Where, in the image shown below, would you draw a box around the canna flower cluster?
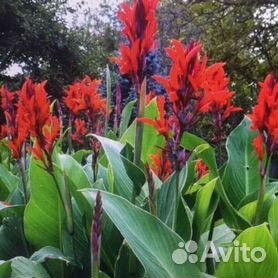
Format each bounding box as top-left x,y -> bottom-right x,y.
250,73 -> 278,162
141,40 -> 241,179
0,87 -> 27,159
0,79 -> 60,168
19,80 -> 60,168
198,63 -> 242,142
113,0 -> 159,87
64,76 -> 107,145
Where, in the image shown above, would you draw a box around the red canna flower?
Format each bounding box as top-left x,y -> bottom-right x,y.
149,150 -> 173,181
250,73 -> 278,161
195,159 -> 209,179
154,40 -> 207,132
17,79 -> 60,167
64,77 -> 106,120
1,86 -> 28,159
138,96 -> 170,138
253,135 -> 265,162
30,116 -> 60,167
198,63 -> 242,118
113,0 -> 159,86
18,79 -> 50,138
0,124 -> 7,141
197,63 -> 242,142
72,119 -> 88,145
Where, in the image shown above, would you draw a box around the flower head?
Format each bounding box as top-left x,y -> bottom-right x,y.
72,119 -> 88,145
138,96 -> 170,138
250,73 -> 278,160
195,159 -> 209,179
149,150 -> 173,181
64,77 -> 106,120
1,86 -> 28,159
113,0 -> 159,85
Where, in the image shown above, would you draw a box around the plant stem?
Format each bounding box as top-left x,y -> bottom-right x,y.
172,171 -> 180,231
68,115 -> 73,154
18,158 -> 28,204
105,65 -> 112,136
254,155 -> 271,225
132,78 -> 146,203
206,214 -> 216,275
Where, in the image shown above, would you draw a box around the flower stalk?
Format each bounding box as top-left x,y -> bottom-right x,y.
91,191 -> 103,278
146,165 -> 157,216
132,78 -> 146,203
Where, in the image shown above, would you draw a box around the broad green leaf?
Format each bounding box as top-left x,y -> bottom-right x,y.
93,135 -> 145,202
157,167 -> 187,227
239,193 -> 275,223
82,190 -> 207,278
0,164 -> 19,199
0,257 -> 50,278
181,132 -> 250,230
216,224 -> 278,278
11,257 -> 50,278
24,159 -> 64,249
114,240 -> 145,278
120,98 -> 165,163
0,216 -> 28,260
268,198 -> 278,247
30,246 -> 76,266
193,178 -> 218,242
119,100 -> 136,137
57,154 -> 91,190
202,224 -> 235,247
0,260 -> 11,277
222,117 -> 260,208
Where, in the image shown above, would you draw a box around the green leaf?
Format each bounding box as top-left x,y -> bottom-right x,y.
181,132 -> 250,230
93,135 -> 145,202
24,159 -> 64,250
222,117 -> 260,208
56,154 -> 91,190
82,190 -> 207,278
193,178 -> 218,241
30,246 -> 76,266
157,167 -> 187,227
120,98 -> 165,163
0,260 -> 11,277
268,198 -> 278,247
119,100 -> 136,137
216,224 -> 278,278
0,216 -> 28,260
239,193 -> 275,223
0,164 -> 19,199
0,257 -> 50,278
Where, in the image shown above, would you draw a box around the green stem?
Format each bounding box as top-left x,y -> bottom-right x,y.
206,214 -> 216,274
172,171 -> 180,231
132,78 -> 146,203
91,257 -> 99,278
68,116 -> 73,154
105,65 -> 112,136
254,155 -> 271,225
18,158 -> 28,204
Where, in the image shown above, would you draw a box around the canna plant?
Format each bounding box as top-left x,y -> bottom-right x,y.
0,0 -> 278,278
